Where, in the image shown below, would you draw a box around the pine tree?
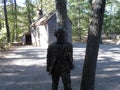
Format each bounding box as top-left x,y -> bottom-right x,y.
4,0 -> 10,43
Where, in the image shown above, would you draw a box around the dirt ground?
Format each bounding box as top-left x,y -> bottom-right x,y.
0,43 -> 120,90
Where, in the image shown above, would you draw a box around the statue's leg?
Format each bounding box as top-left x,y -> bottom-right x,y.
61,71 -> 72,90
51,73 -> 60,90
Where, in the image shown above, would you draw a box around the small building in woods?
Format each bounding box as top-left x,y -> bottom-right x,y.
31,12 -> 72,47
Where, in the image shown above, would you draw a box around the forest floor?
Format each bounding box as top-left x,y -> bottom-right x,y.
0,42 -> 120,90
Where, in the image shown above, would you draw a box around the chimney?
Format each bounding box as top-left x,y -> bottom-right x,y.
38,9 -> 43,19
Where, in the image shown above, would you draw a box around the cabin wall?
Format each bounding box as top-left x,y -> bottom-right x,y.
31,25 -> 48,47
47,14 -> 57,45
38,25 -> 48,47
66,18 -> 72,43
31,27 -> 38,46
47,14 -> 72,45
31,13 -> 72,47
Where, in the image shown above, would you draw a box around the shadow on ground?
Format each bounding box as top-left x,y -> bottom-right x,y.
0,44 -> 120,90
0,46 -> 51,90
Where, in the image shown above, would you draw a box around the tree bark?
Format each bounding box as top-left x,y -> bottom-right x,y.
55,0 -> 68,40
0,17 -> 1,30
80,0 -> 106,90
14,0 -> 17,41
77,1 -> 81,42
55,0 -> 67,29
4,0 -> 10,43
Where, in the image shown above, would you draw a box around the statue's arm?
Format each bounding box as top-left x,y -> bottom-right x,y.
66,44 -> 74,69
47,47 -> 51,72
70,45 -> 74,69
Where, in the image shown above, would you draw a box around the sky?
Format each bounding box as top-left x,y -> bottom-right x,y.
17,0 -> 36,7
16,0 -> 26,7
0,0 -> 29,7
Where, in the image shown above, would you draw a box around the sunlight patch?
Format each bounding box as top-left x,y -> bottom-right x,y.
103,68 -> 119,71
8,59 -> 46,66
71,76 -> 80,79
96,74 -> 109,78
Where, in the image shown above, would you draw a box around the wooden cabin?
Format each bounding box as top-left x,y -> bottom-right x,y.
31,12 -> 72,47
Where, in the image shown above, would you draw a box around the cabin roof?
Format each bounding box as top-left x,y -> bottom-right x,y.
31,11 -> 72,27
31,12 -> 55,26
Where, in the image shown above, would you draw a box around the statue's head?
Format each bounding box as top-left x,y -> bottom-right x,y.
54,28 -> 66,43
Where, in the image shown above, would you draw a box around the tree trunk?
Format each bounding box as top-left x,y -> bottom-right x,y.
14,0 -> 17,42
0,11 -> 1,30
41,0 -> 43,10
4,0 -> 10,43
80,0 -> 106,90
89,0 -> 92,5
55,0 -> 68,31
26,0 -> 32,32
77,2 -> 81,42
0,16 -> 1,30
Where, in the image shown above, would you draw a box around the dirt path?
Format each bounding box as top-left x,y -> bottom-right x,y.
0,43 -> 120,90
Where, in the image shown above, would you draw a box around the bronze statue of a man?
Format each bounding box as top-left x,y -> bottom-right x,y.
47,28 -> 73,90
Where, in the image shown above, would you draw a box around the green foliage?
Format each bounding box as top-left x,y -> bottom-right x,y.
68,0 -> 120,41
103,0 -> 120,35
33,0 -> 55,15
68,0 -> 90,41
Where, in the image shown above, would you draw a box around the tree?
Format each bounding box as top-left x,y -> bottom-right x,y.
55,0 -> 68,40
3,0 -> 10,43
26,0 -> 32,32
13,0 -> 17,41
0,11 -> 1,30
80,0 -> 106,90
